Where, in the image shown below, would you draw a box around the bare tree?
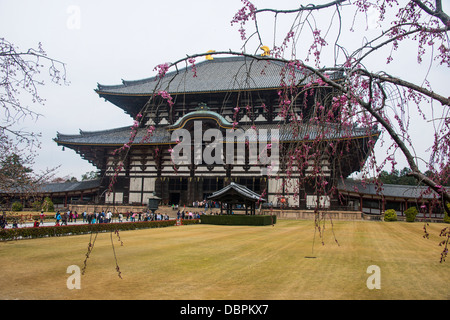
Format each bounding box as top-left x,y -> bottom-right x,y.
0,38 -> 66,200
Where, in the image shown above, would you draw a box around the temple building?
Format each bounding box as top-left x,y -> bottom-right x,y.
54,56 -> 379,209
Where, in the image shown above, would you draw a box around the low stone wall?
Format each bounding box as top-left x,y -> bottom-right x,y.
68,205 -> 363,221
262,209 -> 363,221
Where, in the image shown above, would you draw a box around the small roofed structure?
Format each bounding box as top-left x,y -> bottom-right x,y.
208,182 -> 266,215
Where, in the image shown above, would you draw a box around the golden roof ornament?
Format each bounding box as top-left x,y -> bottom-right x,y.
260,46 -> 270,56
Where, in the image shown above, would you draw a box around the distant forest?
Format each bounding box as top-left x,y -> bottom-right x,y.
369,167 -> 449,186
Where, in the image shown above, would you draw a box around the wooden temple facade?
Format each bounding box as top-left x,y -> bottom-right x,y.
54,56 -> 379,209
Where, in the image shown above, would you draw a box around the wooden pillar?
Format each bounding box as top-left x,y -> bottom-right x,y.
123,156 -> 130,204
429,201 -> 432,219
187,178 -> 194,206
155,177 -> 163,199
162,178 -> 169,205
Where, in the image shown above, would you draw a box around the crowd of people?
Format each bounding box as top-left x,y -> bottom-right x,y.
171,200 -> 220,211
0,205 -> 220,229
0,211 -> 32,229
176,210 -> 203,220
52,209 -> 172,225
53,210 -> 80,226
120,211 -> 170,222
0,210 -> 175,229
0,213 -> 12,229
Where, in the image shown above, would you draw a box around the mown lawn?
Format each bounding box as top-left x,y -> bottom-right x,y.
0,219 -> 448,300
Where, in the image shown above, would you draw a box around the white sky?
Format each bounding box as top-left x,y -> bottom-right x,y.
1,0 -> 448,180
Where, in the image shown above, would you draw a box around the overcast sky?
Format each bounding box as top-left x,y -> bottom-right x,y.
1,0 -> 249,179
1,0 -> 448,180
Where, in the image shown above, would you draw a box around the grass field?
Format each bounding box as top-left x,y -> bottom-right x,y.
0,219 -> 448,300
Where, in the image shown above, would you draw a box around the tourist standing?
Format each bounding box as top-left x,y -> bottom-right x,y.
0,215 -> 6,229
39,211 -> 45,225
55,211 -> 61,226
62,212 -> 68,225
106,210 -> 112,223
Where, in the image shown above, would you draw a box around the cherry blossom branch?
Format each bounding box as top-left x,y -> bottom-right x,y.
302,64 -> 450,205
253,0 -> 346,15
411,0 -> 450,26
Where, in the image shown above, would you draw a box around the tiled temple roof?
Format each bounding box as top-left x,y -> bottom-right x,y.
337,180 -> 448,200
55,126 -> 171,146
96,56 -> 341,96
54,121 -> 379,146
1,179 -> 102,195
37,179 -> 102,194
208,182 -> 266,202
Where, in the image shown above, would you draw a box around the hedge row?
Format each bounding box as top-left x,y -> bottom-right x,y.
0,219 -> 200,241
200,214 -> 277,226
0,214 -> 277,241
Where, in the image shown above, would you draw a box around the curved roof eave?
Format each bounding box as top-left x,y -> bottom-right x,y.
95,56 -> 322,97
167,109 -> 234,131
